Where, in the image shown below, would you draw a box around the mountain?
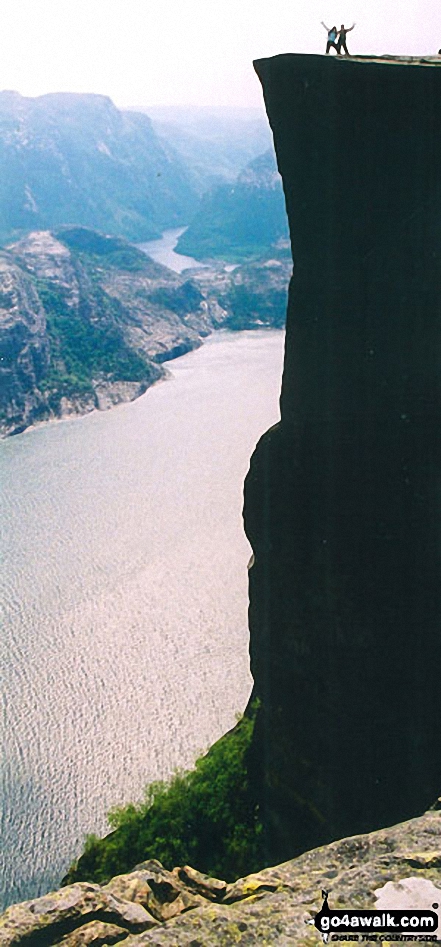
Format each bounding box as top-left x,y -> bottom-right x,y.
0,226 -> 290,437
0,92 -> 197,243
0,227 -> 219,436
191,250 -> 291,330
175,150 -> 289,261
135,106 -> 273,193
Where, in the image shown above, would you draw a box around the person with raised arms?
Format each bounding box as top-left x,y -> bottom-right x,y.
337,23 -> 356,55
321,21 -> 340,54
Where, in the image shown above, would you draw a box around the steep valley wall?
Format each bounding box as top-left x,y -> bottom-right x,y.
244,54 -> 441,865
4,54 -> 441,946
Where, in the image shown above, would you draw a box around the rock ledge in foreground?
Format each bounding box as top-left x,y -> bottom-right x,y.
3,809 -> 441,945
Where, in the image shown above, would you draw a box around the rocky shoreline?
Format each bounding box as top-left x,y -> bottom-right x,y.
14,376 -> 166,438
0,227 -> 290,438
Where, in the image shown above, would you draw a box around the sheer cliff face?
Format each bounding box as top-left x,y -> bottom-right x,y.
245,55 -> 441,864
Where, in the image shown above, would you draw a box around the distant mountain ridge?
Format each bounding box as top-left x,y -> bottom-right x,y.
175,150 -> 289,261
143,105 -> 272,193
0,91 -> 197,243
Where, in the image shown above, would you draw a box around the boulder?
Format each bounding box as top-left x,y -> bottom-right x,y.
0,882 -> 157,946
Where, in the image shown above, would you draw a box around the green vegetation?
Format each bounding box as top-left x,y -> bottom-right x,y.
148,280 -> 204,315
55,227 -> 150,272
224,280 -> 288,330
38,282 -> 154,407
176,150 -> 289,262
64,707 -> 263,885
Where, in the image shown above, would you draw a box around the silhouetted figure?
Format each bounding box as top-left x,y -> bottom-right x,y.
337,23 -> 355,55
321,22 -> 340,55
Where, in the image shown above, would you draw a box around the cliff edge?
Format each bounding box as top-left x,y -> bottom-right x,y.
244,54 -> 441,865
2,809 -> 441,945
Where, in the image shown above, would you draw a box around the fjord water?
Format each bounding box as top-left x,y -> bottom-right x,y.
0,328 -> 285,910
138,227 -> 206,273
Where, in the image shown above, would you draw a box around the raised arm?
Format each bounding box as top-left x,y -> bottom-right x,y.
346,23 -> 356,31
321,21 -> 330,31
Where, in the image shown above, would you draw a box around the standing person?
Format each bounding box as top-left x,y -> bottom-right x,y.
321,22 -> 340,55
337,23 -> 356,55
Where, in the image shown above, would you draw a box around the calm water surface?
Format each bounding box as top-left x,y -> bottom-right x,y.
0,328 -> 285,910
139,227 -> 207,273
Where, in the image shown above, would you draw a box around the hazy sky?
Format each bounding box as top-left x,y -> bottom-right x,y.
0,0 -> 440,109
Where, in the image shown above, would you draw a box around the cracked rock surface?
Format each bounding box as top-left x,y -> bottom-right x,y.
2,810 -> 441,945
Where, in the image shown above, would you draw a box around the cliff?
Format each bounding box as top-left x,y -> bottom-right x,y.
2,53 -> 441,945
244,54 -> 441,865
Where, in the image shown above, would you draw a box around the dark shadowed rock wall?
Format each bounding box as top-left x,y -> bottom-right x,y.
244,54 -> 441,865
